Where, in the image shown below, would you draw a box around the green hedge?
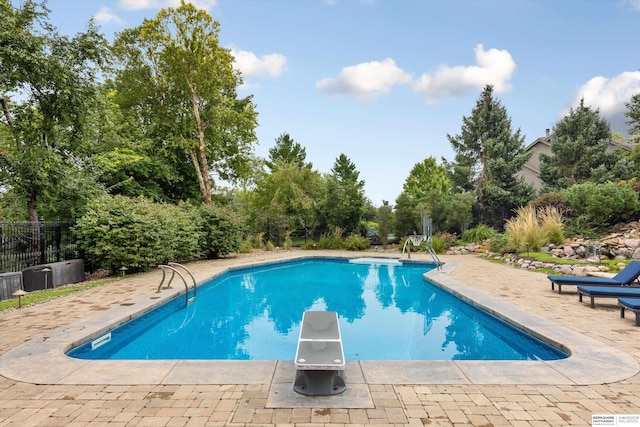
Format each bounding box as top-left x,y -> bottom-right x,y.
197,204 -> 243,258
75,195 -> 242,272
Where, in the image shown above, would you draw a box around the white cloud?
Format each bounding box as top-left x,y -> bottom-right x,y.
315,58 -> 412,100
118,0 -> 156,10
230,49 -> 287,78
93,7 -> 125,25
412,44 -> 516,104
621,0 -> 640,11
562,71 -> 640,134
118,0 -> 217,11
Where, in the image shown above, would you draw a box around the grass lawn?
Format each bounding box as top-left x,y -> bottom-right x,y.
0,278 -> 118,313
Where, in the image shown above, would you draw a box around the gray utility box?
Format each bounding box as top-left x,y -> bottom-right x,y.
0,272 -> 24,301
293,311 -> 346,396
22,259 -> 85,292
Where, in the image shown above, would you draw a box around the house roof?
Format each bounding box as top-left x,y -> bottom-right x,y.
523,136 -> 551,152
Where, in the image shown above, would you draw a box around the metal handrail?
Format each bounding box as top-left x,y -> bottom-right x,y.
157,263 -> 196,307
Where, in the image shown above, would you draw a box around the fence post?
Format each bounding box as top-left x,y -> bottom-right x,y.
55,220 -> 62,262
39,219 -> 46,264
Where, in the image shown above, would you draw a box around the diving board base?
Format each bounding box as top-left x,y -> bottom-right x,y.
293,369 -> 346,396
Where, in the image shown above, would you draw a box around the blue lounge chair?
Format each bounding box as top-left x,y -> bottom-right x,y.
577,285 -> 640,308
618,298 -> 640,326
548,260 -> 640,293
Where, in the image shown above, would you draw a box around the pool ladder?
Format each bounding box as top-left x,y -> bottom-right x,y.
157,262 -> 197,307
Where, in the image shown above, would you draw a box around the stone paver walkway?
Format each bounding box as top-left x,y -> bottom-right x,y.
1,250 -> 639,426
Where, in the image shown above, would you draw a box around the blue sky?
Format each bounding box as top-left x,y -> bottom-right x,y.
42,0 -> 640,206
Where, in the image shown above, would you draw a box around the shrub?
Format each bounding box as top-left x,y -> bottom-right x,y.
430,232 -> 457,254
462,225 -> 496,243
302,240 -> 317,250
489,233 -> 512,254
528,192 -> 570,215
197,204 -> 243,258
75,195 -> 198,272
265,241 -> 276,251
564,182 -> 640,229
343,234 -> 370,250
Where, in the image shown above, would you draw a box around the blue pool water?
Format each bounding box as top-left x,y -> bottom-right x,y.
68,258 -> 568,361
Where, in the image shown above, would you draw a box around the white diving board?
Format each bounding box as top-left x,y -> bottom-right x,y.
293,311 -> 346,395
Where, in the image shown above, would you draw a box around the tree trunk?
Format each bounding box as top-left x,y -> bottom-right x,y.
27,195 -> 38,222
186,145 -> 211,205
188,82 -> 212,205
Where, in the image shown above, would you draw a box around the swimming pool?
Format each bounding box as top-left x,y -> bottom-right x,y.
68,257 -> 567,361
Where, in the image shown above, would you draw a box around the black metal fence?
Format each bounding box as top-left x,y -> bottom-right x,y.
0,221 -> 80,273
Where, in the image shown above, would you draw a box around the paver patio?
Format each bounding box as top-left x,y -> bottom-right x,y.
1,250 -> 639,426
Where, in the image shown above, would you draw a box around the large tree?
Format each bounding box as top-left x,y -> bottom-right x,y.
111,2 -> 258,205
325,154 -> 366,233
539,99 -> 633,192
0,0 -> 107,221
445,85 -> 534,228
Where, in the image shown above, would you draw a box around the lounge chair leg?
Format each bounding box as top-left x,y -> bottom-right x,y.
579,293 -> 583,302
636,313 -> 640,327
590,296 -> 595,309
620,307 -> 626,318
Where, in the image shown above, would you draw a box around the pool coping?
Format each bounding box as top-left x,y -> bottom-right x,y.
1,254 -> 638,389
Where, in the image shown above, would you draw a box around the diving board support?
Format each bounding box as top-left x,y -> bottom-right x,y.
293,311 -> 346,396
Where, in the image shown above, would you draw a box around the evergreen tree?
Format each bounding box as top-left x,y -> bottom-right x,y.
265,133 -> 312,171
625,93 -> 640,141
539,99 -> 632,192
445,85 -> 534,229
325,154 -> 366,233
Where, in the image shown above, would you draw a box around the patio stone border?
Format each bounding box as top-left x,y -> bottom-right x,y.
1,254 -> 637,394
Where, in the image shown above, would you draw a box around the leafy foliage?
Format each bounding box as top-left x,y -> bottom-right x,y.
462,225 -> 496,243
444,192 -> 475,234
197,203 -> 244,258
0,0 -> 108,220
393,192 -> 420,237
403,157 -> 450,201
430,232 -> 457,254
343,234 -> 370,251
249,160 -> 325,244
74,195 -> 196,271
563,182 -> 640,229
111,2 -> 258,205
